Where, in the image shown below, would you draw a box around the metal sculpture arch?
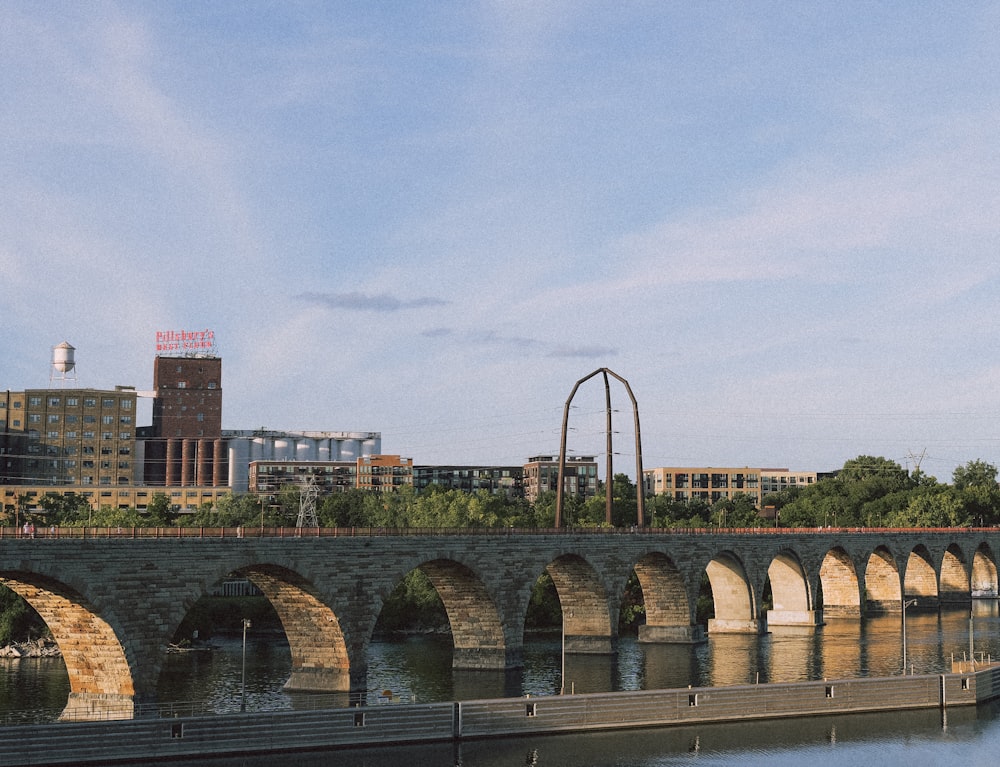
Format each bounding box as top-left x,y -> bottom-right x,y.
555,368 -> 644,527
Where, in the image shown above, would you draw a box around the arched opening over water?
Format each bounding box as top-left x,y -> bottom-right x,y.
633,551 -> 698,643
864,546 -> 902,614
972,543 -> 999,598
940,544 -> 970,603
704,552 -> 759,634
417,559 -> 506,670
0,572 -> 133,721
819,547 -> 860,618
903,545 -> 938,606
547,554 -> 614,654
236,564 -> 349,692
766,549 -> 820,629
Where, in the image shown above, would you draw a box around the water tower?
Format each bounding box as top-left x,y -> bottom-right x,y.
50,341 -> 77,386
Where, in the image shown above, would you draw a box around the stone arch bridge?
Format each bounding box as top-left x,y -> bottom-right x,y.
0,527 -> 997,720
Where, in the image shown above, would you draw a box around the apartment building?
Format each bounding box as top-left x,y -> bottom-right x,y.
643,466 -> 820,506
412,465 -> 524,498
522,455 -> 599,503
249,460 -> 357,498
357,454 -> 413,492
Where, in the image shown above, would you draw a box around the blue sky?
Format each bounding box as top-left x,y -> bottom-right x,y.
3,2 -> 999,478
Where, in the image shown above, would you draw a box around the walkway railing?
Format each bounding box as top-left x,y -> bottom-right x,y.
0,689 -> 405,726
0,525 -> 995,540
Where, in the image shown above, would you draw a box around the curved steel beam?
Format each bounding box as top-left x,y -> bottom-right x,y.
555,368 -> 644,528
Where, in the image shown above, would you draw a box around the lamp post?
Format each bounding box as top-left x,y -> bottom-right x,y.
560,609 -> 573,695
901,599 -> 917,673
560,609 -> 566,695
240,618 -> 251,712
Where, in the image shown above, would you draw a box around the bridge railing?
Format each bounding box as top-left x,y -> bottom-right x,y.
0,525 -> 995,540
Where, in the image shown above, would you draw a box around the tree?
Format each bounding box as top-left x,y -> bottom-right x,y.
318,490 -> 371,527
777,456 -> 912,527
64,505 -> 146,529
886,485 -> 970,528
952,460 -> 1000,525
145,493 -> 177,526
38,493 -> 92,526
711,493 -> 762,528
186,493 -> 264,528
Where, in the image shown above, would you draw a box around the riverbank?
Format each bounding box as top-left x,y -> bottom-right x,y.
0,639 -> 60,659
3,663 -> 1000,767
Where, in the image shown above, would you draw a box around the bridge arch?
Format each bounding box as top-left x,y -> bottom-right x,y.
547,554 -> 614,653
819,547 -> 861,618
972,543 -> 999,597
864,546 -> 902,614
417,559 -> 506,670
765,549 -> 819,628
238,564 -> 351,692
0,572 -> 135,721
704,552 -> 759,633
939,544 -> 970,604
633,551 -> 699,643
903,545 -> 938,606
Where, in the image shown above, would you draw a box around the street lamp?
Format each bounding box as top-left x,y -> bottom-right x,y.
240,618 -> 251,712
560,609 -> 573,695
901,599 -> 917,674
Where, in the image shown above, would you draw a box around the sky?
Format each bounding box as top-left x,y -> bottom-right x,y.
3,2 -> 1000,480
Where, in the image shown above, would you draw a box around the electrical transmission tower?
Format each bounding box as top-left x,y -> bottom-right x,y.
296,474 -> 319,529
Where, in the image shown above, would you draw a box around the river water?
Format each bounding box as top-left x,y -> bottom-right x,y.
4,603 -> 1000,764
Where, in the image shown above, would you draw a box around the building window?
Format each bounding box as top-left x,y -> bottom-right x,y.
67,398 -> 78,407
121,400 -> 132,410
48,397 -> 60,407
29,397 -> 41,406
119,432 -> 131,441
102,415 -> 114,425
28,414 -> 40,423
102,399 -> 114,408
84,398 -> 96,407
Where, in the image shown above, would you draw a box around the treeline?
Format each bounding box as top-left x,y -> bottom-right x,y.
6,455 -> 1000,532
759,456 -> 1000,529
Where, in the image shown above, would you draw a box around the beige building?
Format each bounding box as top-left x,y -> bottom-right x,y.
642,467 -> 820,506
1,484 -> 231,516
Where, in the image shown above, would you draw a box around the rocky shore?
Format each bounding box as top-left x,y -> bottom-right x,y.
0,638 -> 61,658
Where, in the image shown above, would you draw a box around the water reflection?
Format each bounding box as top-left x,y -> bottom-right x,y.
4,605 -> 1000,721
